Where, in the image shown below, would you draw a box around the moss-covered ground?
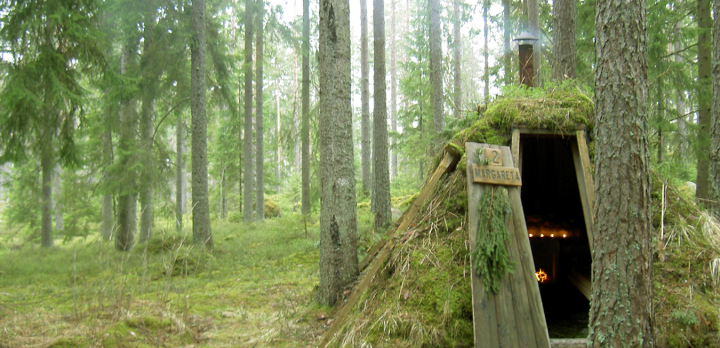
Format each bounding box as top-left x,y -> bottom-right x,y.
0,194 -> 380,347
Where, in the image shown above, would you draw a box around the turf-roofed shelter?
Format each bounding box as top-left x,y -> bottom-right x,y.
320,85 -> 720,347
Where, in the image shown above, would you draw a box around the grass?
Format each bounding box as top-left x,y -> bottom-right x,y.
0,203 -> 379,348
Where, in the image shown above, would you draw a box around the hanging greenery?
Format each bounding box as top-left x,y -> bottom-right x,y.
472,186 -> 515,294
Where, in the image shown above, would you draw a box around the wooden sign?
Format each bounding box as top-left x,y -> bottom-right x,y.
471,164 -> 522,186
484,148 -> 503,166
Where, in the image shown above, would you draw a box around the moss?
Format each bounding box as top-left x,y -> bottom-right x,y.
47,337 -> 87,348
264,198 -> 281,218
125,316 -> 172,330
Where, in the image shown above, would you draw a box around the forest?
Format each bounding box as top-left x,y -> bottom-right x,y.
0,0 -> 719,347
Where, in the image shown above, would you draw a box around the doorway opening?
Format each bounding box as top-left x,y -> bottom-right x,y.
519,134 -> 592,338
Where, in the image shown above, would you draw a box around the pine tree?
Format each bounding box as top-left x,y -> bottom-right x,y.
361,0 -> 372,195
552,0 -> 576,80
301,0 -> 311,216
697,0 -> 712,200
429,0 -> 443,134
710,0 -> 720,216
452,0 -> 462,118
256,0 -> 265,222
0,0 -> 103,248
318,0 -> 358,306
374,0 -> 391,230
589,0 -> 654,344
191,0 -> 212,247
243,0 -> 255,223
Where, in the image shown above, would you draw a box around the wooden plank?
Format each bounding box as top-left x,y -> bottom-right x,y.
488,145 -> 520,348
471,164 -> 522,186
550,339 -> 588,348
466,143 -> 500,348
501,147 -> 538,348
359,151 -> 458,272
514,124 -> 585,137
319,243 -> 394,348
568,270 -> 591,301
512,128 -> 520,171
570,131 -> 595,251
505,151 -> 551,348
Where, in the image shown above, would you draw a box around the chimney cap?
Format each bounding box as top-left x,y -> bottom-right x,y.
513,31 -> 539,46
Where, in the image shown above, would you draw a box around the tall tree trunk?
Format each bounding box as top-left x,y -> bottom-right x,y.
657,74 -> 665,164
176,112 -> 184,232
374,0 -> 391,230
527,0 -> 541,84
697,0 -> 712,200
244,0 -> 255,222
710,0 -> 720,216
361,0 -> 372,195
675,30 -> 688,160
139,7 -> 157,243
256,0 -> 265,222
503,0 -> 511,85
552,0 -> 576,81
484,0 -> 490,101
293,42 -> 301,172
53,164 -> 63,232
116,44 -> 138,252
301,0 -> 311,216
102,126 -> 114,240
589,0 -> 654,345
139,94 -> 155,243
390,0 -> 398,178
277,91 -> 282,193
318,0 -> 358,306
453,0 -> 461,118
191,0 -> 212,247
429,0 -> 443,134
41,149 -> 53,248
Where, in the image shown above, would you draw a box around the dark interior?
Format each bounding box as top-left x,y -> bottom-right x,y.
519,134 -> 592,338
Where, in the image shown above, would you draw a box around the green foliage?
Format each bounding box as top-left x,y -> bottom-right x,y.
472,186 -> 514,294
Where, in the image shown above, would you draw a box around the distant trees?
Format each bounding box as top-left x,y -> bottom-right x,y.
318,0 -> 358,306
301,0 -> 311,216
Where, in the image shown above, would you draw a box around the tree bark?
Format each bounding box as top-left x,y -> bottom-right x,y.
102,126 -> 114,240
484,0 -> 490,100
697,0 -> 712,201
116,43 -> 138,252
374,0 -> 391,231
139,94 -> 155,243
293,41 -> 301,173
318,0 -> 358,306
390,0 -> 398,179
453,0 -> 461,118
674,29 -> 688,159
191,0 -> 212,247
710,0 -> 720,216
361,0 -> 372,195
244,0 -> 255,222
589,0 -> 654,345
53,164 -> 63,232
256,0 -> 265,222
176,112 -> 184,232
302,0 -> 311,216
277,91 -> 282,193
429,0 -> 443,135
41,149 -> 53,248
503,0 -> 511,86
552,0 -> 576,81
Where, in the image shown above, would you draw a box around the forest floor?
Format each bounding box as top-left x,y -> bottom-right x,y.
0,197 -> 380,348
